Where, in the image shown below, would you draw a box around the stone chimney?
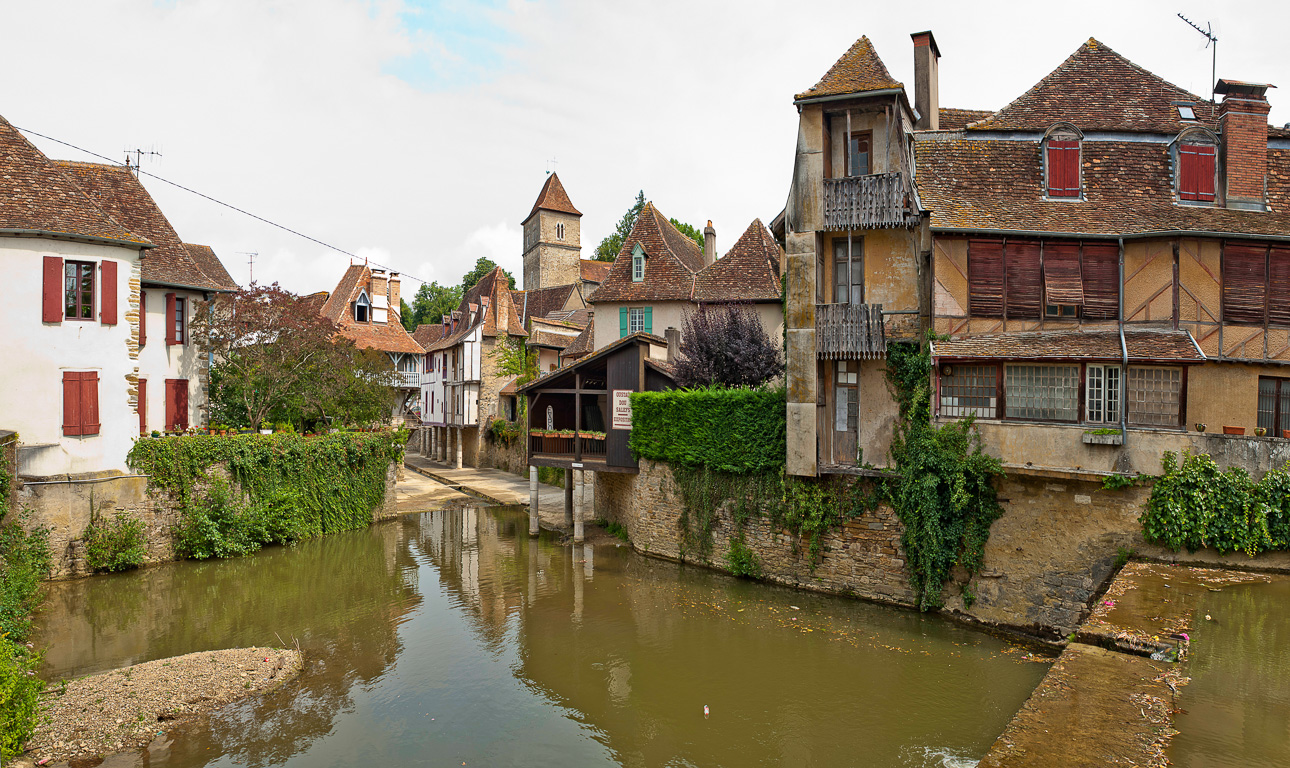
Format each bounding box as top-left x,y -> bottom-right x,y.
388,272 -> 401,316
370,268 -> 387,298
703,221 -> 716,266
911,30 -> 940,131
665,327 -> 681,362
1217,79 -> 1274,211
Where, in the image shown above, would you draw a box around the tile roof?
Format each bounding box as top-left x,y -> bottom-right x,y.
427,267 -> 527,351
510,283 -> 579,326
53,160 -> 228,290
692,219 -> 783,303
916,136 -> 1290,238
411,323 -> 445,348
320,264 -> 425,355
559,320 -> 594,362
523,331 -> 666,392
182,244 -> 238,290
588,202 -> 705,302
524,172 -> 581,222
931,329 -> 1204,363
0,118 -> 148,246
545,307 -> 590,327
320,264 -> 367,323
795,36 -> 903,101
299,291 -> 329,315
579,258 -> 612,284
529,328 -> 577,349
967,39 -> 1218,133
938,108 -> 995,130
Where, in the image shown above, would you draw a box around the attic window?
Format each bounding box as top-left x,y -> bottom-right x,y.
354,291 -> 370,323
1177,104 -> 1197,121
1042,125 -> 1083,199
632,243 -> 645,282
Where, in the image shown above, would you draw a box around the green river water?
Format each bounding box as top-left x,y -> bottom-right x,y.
35,506 -> 1048,767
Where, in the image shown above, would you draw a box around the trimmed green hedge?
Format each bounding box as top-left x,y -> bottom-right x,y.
630,387 -> 785,474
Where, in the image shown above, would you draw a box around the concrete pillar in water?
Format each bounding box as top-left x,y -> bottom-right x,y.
573,469 -> 585,543
563,468 -> 574,529
571,542 -> 584,624
429,426 -> 436,458
529,465 -> 540,536
455,428 -> 464,469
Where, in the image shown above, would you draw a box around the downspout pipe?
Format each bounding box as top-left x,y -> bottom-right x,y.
1118,237 -> 1128,445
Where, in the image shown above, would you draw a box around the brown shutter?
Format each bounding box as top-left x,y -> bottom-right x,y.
1268,247 -> 1290,326
968,239 -> 1005,318
81,371 -> 100,436
43,256 -> 64,323
165,379 -> 177,430
138,378 -> 147,435
1044,242 -> 1085,305
1223,243 -> 1268,324
1081,243 -> 1120,319
139,290 -> 147,347
1004,240 -> 1041,318
1047,141 -> 1080,197
62,371 -> 82,436
165,293 -> 177,345
175,379 -> 189,431
99,260 -> 118,325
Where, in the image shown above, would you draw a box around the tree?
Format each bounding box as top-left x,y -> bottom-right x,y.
460,257 -> 515,293
594,190 -> 705,261
489,335 -> 538,422
403,281 -> 463,331
669,219 -> 705,251
673,303 -> 783,389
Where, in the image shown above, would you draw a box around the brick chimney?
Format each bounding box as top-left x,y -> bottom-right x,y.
388,272 -> 401,317
1216,79 -> 1274,211
703,221 -> 716,266
910,31 -> 940,131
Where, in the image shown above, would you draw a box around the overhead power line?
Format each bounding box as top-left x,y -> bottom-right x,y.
14,124 -> 430,288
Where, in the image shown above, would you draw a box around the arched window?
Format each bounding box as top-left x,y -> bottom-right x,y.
354,291 -> 370,323
556,222 -> 565,240
1043,123 -> 1083,199
546,405 -> 554,430
632,243 -> 646,282
1174,127 -> 1218,204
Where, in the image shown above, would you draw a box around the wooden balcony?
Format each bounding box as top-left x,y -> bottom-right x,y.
816,303 -> 887,359
395,371 -> 420,389
822,173 -> 915,230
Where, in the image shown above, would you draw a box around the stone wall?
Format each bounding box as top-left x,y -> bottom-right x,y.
477,432 -> 527,477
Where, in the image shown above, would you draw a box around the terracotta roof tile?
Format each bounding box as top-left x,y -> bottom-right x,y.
427,267 -> 527,351
795,36 -> 903,101
938,108 -> 995,130
320,263 -> 425,355
320,265 -> 367,323
693,219 -> 783,303
411,323 -> 445,348
559,320 -> 594,362
545,307 -> 590,327
524,172 -> 581,222
932,329 -> 1203,362
511,283 -> 577,325
589,202 -> 704,302
0,120 -> 148,246
579,258 -> 612,284
182,243 -> 238,290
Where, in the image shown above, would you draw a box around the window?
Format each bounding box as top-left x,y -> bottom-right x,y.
1043,242 -> 1084,315
846,131 -> 871,177
632,244 -> 645,282
139,290 -> 147,347
1004,240 -> 1042,318
1128,367 -> 1182,427
968,239 -> 1119,320
65,261 -> 94,320
1178,144 -> 1216,202
833,239 -> 864,305
1046,140 -> 1081,198
620,306 -> 651,337
1223,243 -> 1290,326
556,222 -> 565,241
62,371 -> 100,436
354,291 -> 370,323
629,308 -> 645,333
1086,364 -> 1121,424
968,239 -> 1005,318
1258,377 -> 1290,437
138,378 -> 147,435
173,296 -> 186,345
1177,104 -> 1197,121
1005,364 -> 1079,421
939,364 -> 998,418
834,361 -> 858,432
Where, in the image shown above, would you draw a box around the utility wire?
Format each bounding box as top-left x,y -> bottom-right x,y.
14,124 -> 430,287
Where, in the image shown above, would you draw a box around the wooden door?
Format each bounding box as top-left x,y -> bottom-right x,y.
832,361 -> 859,465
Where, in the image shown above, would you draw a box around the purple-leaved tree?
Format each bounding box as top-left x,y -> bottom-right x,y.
673,303 -> 783,389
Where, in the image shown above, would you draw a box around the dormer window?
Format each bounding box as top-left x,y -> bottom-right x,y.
354,291 -> 370,323
1043,124 -> 1083,199
1175,128 -> 1219,204
1177,104 -> 1197,121
632,243 -> 646,282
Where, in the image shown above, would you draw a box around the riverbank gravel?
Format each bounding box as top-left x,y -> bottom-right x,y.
23,646 -> 302,765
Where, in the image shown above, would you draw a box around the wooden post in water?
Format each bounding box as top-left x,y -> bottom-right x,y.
529,466 -> 540,536
573,469 -> 585,543
563,468 -> 574,528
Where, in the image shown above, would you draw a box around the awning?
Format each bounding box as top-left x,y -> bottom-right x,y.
930,329 -> 1205,363
1043,243 -> 1084,305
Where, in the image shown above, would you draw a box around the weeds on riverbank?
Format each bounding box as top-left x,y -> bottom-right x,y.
84,513 -> 147,572
0,510 -> 51,761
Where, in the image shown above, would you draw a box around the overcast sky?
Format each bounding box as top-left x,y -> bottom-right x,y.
4,1 -> 1288,298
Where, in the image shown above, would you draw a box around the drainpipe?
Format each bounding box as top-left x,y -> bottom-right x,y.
1118,237 -> 1128,446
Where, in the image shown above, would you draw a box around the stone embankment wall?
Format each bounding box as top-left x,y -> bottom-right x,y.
595,460 -> 1156,637
477,435 -> 526,477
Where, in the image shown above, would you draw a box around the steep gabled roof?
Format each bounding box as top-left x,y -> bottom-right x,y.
590,202 -> 704,303
795,36 -> 903,102
182,244 -> 238,290
524,172 -> 581,223
559,320 -> 594,362
427,267 -> 527,351
320,264 -> 425,355
411,323 -> 445,348
967,38 -> 1217,133
320,264 -> 368,323
510,283 -> 581,326
579,258 -> 612,284
0,118 -> 148,246
693,219 -> 782,303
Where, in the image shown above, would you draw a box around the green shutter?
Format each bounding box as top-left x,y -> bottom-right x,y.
619,307 -> 628,337
643,306 -> 652,334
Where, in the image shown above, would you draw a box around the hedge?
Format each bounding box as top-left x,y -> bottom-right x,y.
629,387 -> 785,474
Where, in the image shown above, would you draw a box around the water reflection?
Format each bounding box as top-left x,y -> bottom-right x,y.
35,506 -> 1046,768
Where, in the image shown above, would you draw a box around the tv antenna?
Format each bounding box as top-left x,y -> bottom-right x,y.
1177,13 -> 1218,101
238,251 -> 259,285
546,157 -> 558,175
124,146 -> 162,174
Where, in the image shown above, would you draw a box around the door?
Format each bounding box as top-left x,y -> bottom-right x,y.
833,361 -> 859,465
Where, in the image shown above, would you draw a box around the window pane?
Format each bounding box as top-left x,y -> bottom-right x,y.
940,364 -> 998,419
1128,367 -> 1182,427
1105,366 -> 1121,423
1005,364 -> 1079,421
1087,366 -> 1104,422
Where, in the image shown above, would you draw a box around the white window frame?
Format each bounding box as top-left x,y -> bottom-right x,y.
629,307 -> 645,333
632,243 -> 646,282
1086,364 -> 1121,424
355,290 -> 371,323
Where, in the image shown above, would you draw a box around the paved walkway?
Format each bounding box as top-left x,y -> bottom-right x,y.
403,453 -> 593,532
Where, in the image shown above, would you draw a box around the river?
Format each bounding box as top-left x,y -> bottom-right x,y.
35,506 -> 1047,767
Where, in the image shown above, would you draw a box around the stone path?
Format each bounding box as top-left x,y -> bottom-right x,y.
402,453 -> 593,533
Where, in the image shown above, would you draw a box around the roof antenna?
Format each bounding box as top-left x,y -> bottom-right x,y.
1177,13 -> 1218,102
123,145 -> 162,176
546,157 -> 558,175
238,251 -> 258,285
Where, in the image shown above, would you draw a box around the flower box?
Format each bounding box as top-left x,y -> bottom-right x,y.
1222,425 -> 1245,436
1082,431 -> 1123,445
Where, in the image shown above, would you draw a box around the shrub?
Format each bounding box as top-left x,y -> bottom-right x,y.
0,639 -> 42,763
84,513 -> 147,572
630,387 -> 785,474
0,512 -> 50,761
725,536 -> 761,578
673,303 -> 783,389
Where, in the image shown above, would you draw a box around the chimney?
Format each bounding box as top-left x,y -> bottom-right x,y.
370,268 -> 387,298
703,220 -> 716,267
665,327 -> 681,362
1216,79 -> 1274,211
910,31 -> 940,131
388,272 -> 401,317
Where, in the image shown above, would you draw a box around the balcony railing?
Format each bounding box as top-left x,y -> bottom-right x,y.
395,371 -> 420,388
822,173 -> 914,230
816,303 -> 887,359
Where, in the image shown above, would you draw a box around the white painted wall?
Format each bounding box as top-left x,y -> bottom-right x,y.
0,237 -> 143,475
136,286 -> 206,434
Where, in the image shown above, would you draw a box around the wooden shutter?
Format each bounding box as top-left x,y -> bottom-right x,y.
1268,247 -> 1290,326
139,290 -> 147,347
1004,240 -> 1041,318
1179,144 -> 1216,202
174,379 -> 189,431
165,378 -> 177,430
43,256 -> 64,323
1223,243 -> 1268,324
1047,141 -> 1080,197
81,371 -> 100,435
100,260 -> 118,325
138,378 -> 147,435
643,307 -> 653,334
967,239 -> 1005,318
1081,243 -> 1120,319
619,307 -> 629,337
165,293 -> 177,344
63,371 -> 82,436
1044,242 -> 1085,305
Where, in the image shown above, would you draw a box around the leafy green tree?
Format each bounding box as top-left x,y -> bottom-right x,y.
489,335 -> 538,422
404,281 -> 463,331
670,218 -> 705,250
594,190 -> 704,261
460,257 -> 515,293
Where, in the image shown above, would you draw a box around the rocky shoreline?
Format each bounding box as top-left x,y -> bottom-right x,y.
19,647 -> 302,767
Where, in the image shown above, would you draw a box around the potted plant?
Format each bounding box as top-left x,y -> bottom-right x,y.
1256,427 -> 1268,437
1195,423 -> 1206,432
259,421 -> 273,435
150,429 -> 161,438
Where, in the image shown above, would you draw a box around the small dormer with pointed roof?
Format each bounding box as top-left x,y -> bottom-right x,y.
522,172 -> 582,291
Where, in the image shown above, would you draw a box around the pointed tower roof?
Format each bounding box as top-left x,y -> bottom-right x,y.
524,172 -> 582,223
795,36 -> 903,102
968,38 -> 1217,132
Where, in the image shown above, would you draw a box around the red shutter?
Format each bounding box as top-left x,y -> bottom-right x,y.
1268,247 -> 1290,326
1081,243 -> 1120,320
968,239 -> 1005,318
1223,243 -> 1269,325
165,378 -> 177,430
139,290 -> 147,347
43,256 -> 64,323
138,378 -> 148,435
100,260 -> 118,325
1004,240 -> 1042,318
165,293 -> 177,345
62,371 -> 82,436
81,372 -> 100,436
175,380 -> 189,431
1044,242 -> 1085,305
1179,145 -> 1216,202
1047,141 -> 1080,197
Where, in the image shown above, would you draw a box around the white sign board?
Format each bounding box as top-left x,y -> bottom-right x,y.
611,389 -> 633,430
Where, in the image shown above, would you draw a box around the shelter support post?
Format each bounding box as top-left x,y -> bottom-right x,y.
529,466 -> 540,536
563,468 -> 574,528
573,469 -> 586,543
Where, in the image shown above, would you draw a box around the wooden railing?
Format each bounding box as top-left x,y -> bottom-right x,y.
822,173 -> 913,230
815,303 -> 887,359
